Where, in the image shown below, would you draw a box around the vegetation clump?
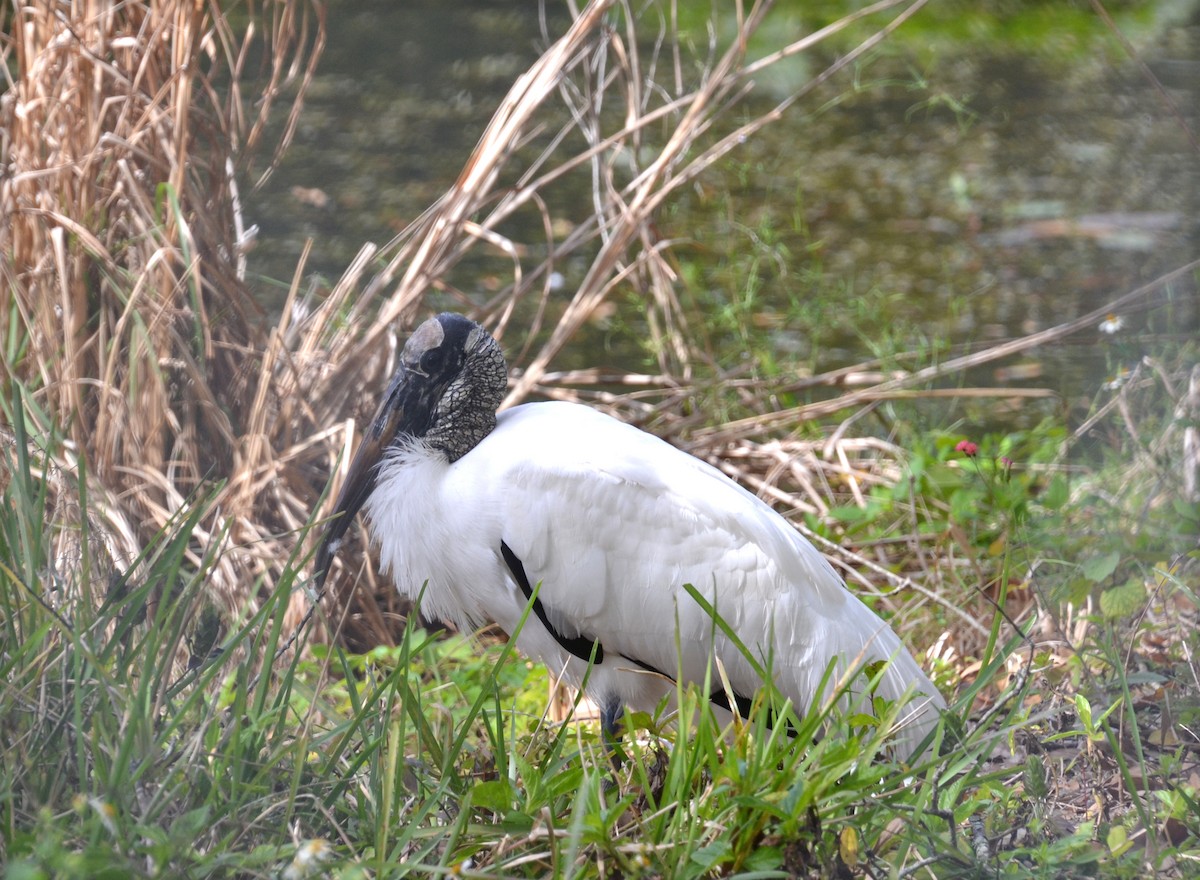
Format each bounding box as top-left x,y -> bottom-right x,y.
1,0 -> 1197,877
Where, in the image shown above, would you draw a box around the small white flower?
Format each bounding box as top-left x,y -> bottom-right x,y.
296,839 -> 331,866
284,839 -> 332,879
1099,313 -> 1124,334
89,798 -> 118,835
1102,366 -> 1130,391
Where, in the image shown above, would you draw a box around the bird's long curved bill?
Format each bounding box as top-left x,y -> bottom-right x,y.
313,370 -> 414,590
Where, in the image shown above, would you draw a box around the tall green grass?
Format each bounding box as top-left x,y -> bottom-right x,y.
3,386 -> 1196,878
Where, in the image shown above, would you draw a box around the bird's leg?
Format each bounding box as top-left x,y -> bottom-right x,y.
600,696 -> 626,773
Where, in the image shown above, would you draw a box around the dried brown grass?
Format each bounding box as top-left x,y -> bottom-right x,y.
0,0 -> 324,627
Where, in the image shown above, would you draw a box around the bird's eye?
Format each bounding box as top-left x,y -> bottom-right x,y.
421,348 -> 445,373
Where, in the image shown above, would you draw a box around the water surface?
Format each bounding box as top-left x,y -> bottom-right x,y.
246,1 -> 1199,429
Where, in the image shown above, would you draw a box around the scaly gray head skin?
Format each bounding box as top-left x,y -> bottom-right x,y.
314,313 -> 506,589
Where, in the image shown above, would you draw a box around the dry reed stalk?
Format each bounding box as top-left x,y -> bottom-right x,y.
312,0 -> 929,392
688,259 -> 1200,445
0,0 -> 324,639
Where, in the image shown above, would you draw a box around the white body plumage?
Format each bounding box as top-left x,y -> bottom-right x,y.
365,400 -> 943,754
314,313 -> 944,759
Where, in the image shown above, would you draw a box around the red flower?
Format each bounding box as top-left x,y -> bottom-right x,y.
955,440 -> 978,456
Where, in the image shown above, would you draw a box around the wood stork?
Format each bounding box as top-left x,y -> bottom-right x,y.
315,313 -> 944,756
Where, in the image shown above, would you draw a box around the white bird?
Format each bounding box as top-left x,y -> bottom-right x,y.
315,313 -> 944,756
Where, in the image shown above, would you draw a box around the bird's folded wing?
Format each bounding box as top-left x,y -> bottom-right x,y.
483,403 -> 918,713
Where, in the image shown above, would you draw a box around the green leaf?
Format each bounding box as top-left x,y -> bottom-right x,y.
1024,755 -> 1048,800
1099,579 -> 1145,619
781,780 -> 805,815
1171,497 -> 1200,522
1042,474 -> 1069,510
926,462 -> 966,493
745,846 -> 783,871
1075,694 -> 1093,732
1106,824 -> 1130,856
169,807 -> 211,844
5,860 -> 47,880
1061,577 -> 1092,607
949,486 -> 984,525
828,504 -> 868,524
1082,550 -> 1121,583
690,840 -> 731,869
468,779 -> 515,813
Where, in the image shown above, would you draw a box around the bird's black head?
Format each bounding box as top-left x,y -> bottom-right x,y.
313,313 -> 506,587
